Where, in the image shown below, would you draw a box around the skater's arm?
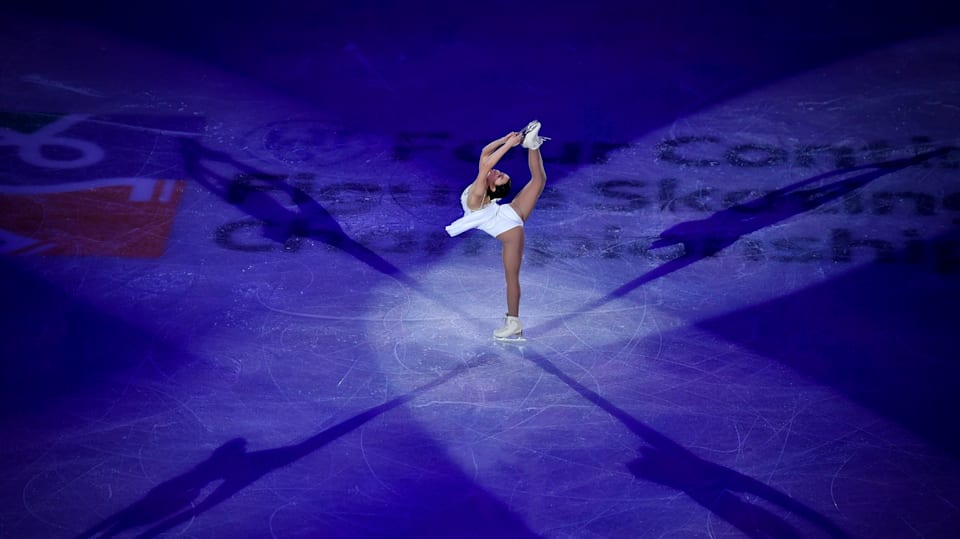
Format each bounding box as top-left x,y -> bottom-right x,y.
479,132 -> 521,172
480,132 -> 517,159
466,170 -> 492,209
467,132 -> 521,209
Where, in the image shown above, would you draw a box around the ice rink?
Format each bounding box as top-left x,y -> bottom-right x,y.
2,2 -> 959,537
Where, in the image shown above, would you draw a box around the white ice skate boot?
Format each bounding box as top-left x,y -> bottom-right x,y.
520,120 -> 550,150
493,314 -> 525,341
519,119 -> 539,137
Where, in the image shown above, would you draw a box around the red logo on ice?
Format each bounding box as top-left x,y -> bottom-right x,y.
0,113 -> 197,258
0,178 -> 185,258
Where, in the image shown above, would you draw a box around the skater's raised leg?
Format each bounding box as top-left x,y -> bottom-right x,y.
509,125 -> 548,222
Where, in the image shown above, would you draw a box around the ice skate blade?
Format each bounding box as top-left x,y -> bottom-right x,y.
519,120 -> 540,137
494,335 -> 527,343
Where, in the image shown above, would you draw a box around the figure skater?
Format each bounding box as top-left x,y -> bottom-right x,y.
445,120 -> 549,340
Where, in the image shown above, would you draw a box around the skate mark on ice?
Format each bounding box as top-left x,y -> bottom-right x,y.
516,348 -> 852,539
179,138 -> 418,288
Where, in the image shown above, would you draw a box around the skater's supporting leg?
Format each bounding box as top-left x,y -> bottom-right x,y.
509,148 -> 547,221
498,227 -> 524,317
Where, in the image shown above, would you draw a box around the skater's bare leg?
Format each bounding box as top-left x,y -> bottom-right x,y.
509,148 -> 547,221
498,227 -> 524,316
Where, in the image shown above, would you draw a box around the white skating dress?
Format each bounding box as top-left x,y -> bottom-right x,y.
445,186 -> 523,238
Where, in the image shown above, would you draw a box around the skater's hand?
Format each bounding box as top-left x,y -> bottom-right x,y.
480,132 -> 523,171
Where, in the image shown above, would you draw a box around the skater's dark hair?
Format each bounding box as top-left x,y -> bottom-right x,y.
488,179 -> 511,200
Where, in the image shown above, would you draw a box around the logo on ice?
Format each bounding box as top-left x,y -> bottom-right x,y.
0,113 -> 199,257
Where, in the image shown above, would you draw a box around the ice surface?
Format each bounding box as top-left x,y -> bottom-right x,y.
1,2 -> 959,538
